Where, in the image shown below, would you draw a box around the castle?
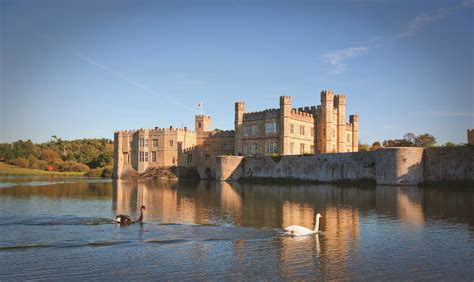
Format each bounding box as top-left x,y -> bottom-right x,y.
113,90 -> 359,179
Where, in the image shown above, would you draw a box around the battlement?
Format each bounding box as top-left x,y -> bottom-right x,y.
349,115 -> 359,123
279,96 -> 291,105
198,129 -> 236,138
195,115 -> 211,119
321,90 -> 334,103
115,127 -> 196,135
235,101 -> 245,110
243,108 -> 280,121
334,94 -> 346,106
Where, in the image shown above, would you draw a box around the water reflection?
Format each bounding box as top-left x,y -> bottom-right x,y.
111,180 -> 474,230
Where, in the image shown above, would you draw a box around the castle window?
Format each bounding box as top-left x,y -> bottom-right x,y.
290,124 -> 295,134
139,138 -> 144,148
252,125 -> 259,136
187,154 -> 193,164
310,127 -> 314,137
265,122 -> 277,134
243,126 -> 250,137
204,154 -> 210,160
145,152 -> 148,162
300,143 -> 305,154
198,122 -> 202,129
300,126 -> 305,136
265,142 -> 278,155
144,139 -> 148,147
139,151 -> 144,162
172,157 -> 175,164
243,143 -> 248,155
152,151 -> 156,162
290,142 -> 295,154
251,143 -> 257,155
169,140 -> 173,146
152,139 -> 158,147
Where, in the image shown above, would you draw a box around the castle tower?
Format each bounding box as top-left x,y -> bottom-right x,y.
234,101 -> 245,155
320,90 -> 335,153
279,96 -> 291,155
334,95 -> 346,152
350,115 -> 359,152
113,131 -> 123,179
195,115 -> 212,132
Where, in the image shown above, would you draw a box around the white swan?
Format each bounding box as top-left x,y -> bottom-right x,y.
284,213 -> 322,236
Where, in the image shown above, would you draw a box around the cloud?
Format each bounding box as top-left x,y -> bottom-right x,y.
322,1 -> 471,74
321,46 -> 374,74
395,7 -> 452,39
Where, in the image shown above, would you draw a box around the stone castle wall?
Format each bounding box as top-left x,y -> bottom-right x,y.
216,147 -> 473,185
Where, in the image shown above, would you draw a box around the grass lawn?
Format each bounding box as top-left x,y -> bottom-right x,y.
0,162 -> 85,176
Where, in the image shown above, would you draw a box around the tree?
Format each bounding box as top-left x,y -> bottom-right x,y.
370,141 -> 382,150
415,133 -> 436,148
40,148 -> 63,164
403,133 -> 416,144
359,143 -> 370,152
382,139 -> 414,147
443,142 -> 457,147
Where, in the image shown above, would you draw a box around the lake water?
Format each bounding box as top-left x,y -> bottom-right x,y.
0,176 -> 473,280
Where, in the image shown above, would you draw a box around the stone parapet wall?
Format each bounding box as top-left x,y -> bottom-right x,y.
216,147 -> 467,186
423,146 -> 474,183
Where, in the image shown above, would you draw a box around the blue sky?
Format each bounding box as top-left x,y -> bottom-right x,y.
1,0 -> 473,144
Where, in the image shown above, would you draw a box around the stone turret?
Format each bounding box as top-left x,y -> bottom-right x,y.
280,96 -> 291,155
234,101 -> 245,155
334,95 -> 346,152
320,90 -> 335,152
350,115 -> 359,152
195,115 -> 212,132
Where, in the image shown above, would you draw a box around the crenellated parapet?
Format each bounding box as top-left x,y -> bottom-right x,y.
243,109 -> 281,121
290,108 -> 314,122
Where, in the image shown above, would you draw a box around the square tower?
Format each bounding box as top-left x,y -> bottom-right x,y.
195,115 -> 212,132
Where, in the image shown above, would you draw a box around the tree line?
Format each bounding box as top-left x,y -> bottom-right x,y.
359,132 -> 464,152
0,136 -> 114,177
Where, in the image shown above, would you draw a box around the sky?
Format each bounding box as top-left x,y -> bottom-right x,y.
1,0 -> 473,145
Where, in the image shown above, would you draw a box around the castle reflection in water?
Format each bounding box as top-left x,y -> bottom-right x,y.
111,179 -> 472,278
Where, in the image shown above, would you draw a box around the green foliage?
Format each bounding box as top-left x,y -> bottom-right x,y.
359,143 -> 370,152
9,157 -> 30,168
0,137 -> 113,176
414,133 -> 436,148
0,144 -> 15,160
443,142 -> 460,147
383,132 -> 437,148
101,166 -> 113,178
58,161 -> 90,172
88,151 -> 114,169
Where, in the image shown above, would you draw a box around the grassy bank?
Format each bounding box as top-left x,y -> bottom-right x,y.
0,162 -> 85,177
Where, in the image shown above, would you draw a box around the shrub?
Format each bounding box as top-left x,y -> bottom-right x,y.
85,168 -> 104,177
101,166 -> 113,178
9,157 -> 30,168
58,161 -> 90,172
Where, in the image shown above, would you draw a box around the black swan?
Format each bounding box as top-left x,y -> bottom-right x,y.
115,205 -> 146,225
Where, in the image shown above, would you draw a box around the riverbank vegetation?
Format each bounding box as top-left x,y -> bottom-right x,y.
0,137 -> 113,177
359,132 -> 466,152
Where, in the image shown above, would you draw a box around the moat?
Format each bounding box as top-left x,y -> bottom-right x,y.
1,177 -> 473,280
